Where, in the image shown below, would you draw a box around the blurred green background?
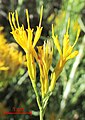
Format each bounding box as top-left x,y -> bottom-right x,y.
0,0 -> 85,120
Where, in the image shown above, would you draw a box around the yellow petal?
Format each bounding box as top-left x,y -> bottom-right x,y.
11,27 -> 28,51
64,45 -> 73,58
0,67 -> 9,71
63,18 -> 70,57
33,26 -> 42,47
72,27 -> 80,48
26,9 -> 30,29
27,28 -> 33,48
66,51 -> 79,60
15,10 -> 20,28
33,6 -> 43,47
63,33 -> 70,57
12,13 -> 17,29
52,24 -> 62,56
39,5 -> 43,27
9,13 -> 14,30
54,35 -> 62,56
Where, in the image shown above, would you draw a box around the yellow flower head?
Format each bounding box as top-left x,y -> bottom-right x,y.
0,27 -> 9,71
9,6 -> 43,52
37,41 -> 53,72
0,27 -> 25,76
49,19 -> 80,91
52,18 -> 80,61
37,41 -> 53,97
9,6 -> 43,81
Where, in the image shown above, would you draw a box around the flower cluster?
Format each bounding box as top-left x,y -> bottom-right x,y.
9,7 -> 80,98
0,27 -> 25,77
49,19 -> 80,91
0,27 -> 9,71
9,7 -> 43,82
37,41 -> 53,97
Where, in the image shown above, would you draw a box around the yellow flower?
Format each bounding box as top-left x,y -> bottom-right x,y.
8,43 -> 25,76
37,41 -> 53,97
49,19 -> 80,91
0,61 -> 9,71
9,6 -> 43,81
0,27 -> 25,77
0,27 -> 9,71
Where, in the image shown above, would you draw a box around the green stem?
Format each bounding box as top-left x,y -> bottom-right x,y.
32,81 -> 53,120
42,91 -> 52,117
43,91 -> 52,109
31,81 -> 41,109
40,108 -> 43,120
31,81 -> 44,120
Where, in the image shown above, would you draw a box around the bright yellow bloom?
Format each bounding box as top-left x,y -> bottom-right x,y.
37,41 -> 53,97
0,27 -> 25,78
9,6 -> 43,81
49,19 -> 80,91
0,61 -> 9,71
0,27 -> 9,71
8,43 -> 25,76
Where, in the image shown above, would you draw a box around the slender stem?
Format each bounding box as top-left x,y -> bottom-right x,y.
43,91 -> 52,109
31,81 -> 53,120
42,91 -> 52,117
31,81 -> 41,109
31,81 -> 44,120
40,108 -> 43,120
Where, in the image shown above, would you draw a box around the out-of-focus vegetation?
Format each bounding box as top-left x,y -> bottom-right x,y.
0,0 -> 85,120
